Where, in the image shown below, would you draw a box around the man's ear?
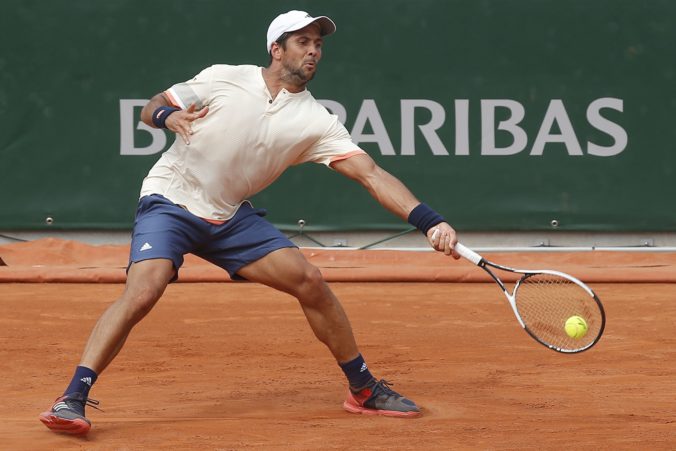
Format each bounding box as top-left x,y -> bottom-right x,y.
270,42 -> 283,61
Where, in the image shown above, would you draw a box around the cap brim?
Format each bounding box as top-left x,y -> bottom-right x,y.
287,16 -> 336,37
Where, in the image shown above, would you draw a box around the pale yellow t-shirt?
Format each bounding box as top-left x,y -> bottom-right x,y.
140,64 -> 365,221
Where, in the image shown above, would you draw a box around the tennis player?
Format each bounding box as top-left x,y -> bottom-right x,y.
39,10 -> 459,435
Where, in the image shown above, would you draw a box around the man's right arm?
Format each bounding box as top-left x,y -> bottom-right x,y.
140,93 -> 171,127
140,93 -> 209,145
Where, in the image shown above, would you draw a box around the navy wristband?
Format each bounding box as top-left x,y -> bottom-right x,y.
407,203 -> 445,235
152,106 -> 180,128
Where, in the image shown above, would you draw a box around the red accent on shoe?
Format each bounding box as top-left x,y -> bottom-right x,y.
39,412 -> 91,435
38,394 -> 93,436
351,387 -> 372,403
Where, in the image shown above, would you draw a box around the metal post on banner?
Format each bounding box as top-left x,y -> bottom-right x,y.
286,219 -> 327,247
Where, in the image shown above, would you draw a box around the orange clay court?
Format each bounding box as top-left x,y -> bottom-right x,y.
0,239 -> 674,450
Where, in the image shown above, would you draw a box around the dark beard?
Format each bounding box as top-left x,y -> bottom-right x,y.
282,61 -> 316,86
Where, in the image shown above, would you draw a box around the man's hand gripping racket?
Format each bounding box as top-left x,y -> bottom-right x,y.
432,230 -> 605,353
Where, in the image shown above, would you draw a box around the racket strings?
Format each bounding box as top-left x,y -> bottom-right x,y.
514,274 -> 603,351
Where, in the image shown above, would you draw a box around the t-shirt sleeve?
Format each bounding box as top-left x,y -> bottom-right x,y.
301,114 -> 366,166
163,65 -> 216,110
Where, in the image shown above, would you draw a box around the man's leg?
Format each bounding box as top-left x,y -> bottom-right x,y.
237,247 -> 358,361
39,259 -> 175,434
236,247 -> 420,417
80,259 -> 175,373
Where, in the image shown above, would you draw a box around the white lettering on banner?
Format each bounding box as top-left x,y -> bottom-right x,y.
349,99 -> 396,156
531,99 -> 583,156
119,99 -> 166,155
454,99 -> 470,156
401,99 -> 448,155
586,97 -> 627,157
119,97 -> 626,157
481,99 -> 528,156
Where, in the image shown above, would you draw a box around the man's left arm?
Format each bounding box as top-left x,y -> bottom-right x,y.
331,153 -> 459,258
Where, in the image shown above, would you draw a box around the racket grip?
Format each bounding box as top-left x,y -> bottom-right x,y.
455,243 -> 483,265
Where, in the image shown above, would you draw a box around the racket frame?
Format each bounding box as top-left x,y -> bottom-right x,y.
454,243 -> 606,353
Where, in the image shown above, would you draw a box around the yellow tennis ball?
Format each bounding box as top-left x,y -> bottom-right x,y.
565,315 -> 588,339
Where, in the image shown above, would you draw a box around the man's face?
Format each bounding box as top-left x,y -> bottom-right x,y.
279,23 -> 323,84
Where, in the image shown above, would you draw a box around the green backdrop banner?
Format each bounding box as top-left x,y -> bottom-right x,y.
1,0 -> 674,231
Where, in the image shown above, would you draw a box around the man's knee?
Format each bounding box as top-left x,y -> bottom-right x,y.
121,282 -> 166,323
295,265 -> 329,302
121,259 -> 173,322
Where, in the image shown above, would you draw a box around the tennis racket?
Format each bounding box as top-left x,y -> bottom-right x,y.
450,241 -> 605,353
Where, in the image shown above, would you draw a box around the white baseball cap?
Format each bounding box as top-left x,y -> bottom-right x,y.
266,10 -> 336,53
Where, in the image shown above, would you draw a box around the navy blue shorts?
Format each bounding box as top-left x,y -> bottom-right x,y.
128,194 -> 296,281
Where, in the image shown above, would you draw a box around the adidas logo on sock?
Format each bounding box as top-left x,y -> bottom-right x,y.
360,363 -> 368,372
80,376 -> 92,386
139,242 -> 153,252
